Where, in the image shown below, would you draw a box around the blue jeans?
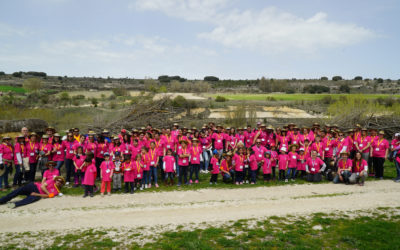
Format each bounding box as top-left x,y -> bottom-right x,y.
0,165 -> 9,188
395,160 -> 400,180
13,164 -> 23,186
55,161 -> 64,172
65,159 -> 74,183
178,165 -> 189,185
202,151 -> 210,171
190,164 -> 200,181
175,155 -> 180,176
143,170 -> 150,185
0,182 -> 41,207
250,169 -> 257,183
235,170 -> 243,183
150,166 -> 158,184
286,168 -> 297,179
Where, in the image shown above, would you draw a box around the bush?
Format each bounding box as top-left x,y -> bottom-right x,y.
26,71 -> 47,77
354,76 -> 363,81
23,78 -> 44,92
320,76 -> 328,81
332,76 -> 343,81
0,72 -> 5,76
303,85 -> 330,94
339,84 -> 351,93
204,76 -> 219,82
91,98 -> 98,107
215,96 -> 227,102
285,89 -> 295,94
172,95 -> 187,107
112,87 -> 128,96
12,72 -> 22,78
321,96 -> 334,104
377,78 -> 384,83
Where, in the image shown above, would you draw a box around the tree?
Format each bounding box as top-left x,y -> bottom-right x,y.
377,78 -> 384,83
204,76 -> 219,81
12,72 -> 22,78
91,97 -> 98,107
354,76 -> 363,81
320,76 -> 328,81
332,76 -> 343,81
0,71 -> 5,76
23,78 -> 44,92
339,84 -> 351,93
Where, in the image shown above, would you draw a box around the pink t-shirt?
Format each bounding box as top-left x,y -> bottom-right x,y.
232,154 -> 245,172
297,154 -> 307,171
252,145 -> 267,162
337,159 -> 353,173
262,158 -> 272,174
96,142 -> 108,159
122,161 -> 135,182
353,159 -> 367,173
35,179 -> 60,196
306,157 -> 324,174
100,160 -> 115,182
13,143 -> 24,165
43,168 -> 60,181
249,154 -> 258,171
163,155 -> 176,173
162,135 -> 176,152
212,133 -> 225,150
82,164 -> 97,185
357,136 -> 371,154
210,157 -> 220,174
288,152 -> 298,168
63,141 -> 76,160
73,154 -> 86,172
278,154 -> 289,170
190,145 -> 202,164
133,161 -> 143,179
177,147 -> 190,166
52,143 -> 64,162
371,139 -> 389,158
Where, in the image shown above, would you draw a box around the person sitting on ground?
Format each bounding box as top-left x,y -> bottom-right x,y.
0,176 -> 65,208
349,151 -> 368,186
333,152 -> 353,184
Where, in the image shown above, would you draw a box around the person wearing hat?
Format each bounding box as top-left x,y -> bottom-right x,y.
0,175 -> 65,208
211,127 -> 225,157
355,128 -> 372,162
252,139 -> 267,172
50,133 -> 64,173
62,132 -> 75,185
333,151 -> 352,184
232,147 -> 246,185
335,132 -> 348,159
297,148 -> 307,179
220,152 -> 234,183
177,140 -> 190,186
277,146 -> 289,182
25,133 -> 40,182
45,126 -> 56,144
370,131 -> 389,180
322,132 -> 337,178
286,144 -> 299,182
0,136 -> 14,190
100,129 -> 111,143
42,161 -> 60,184
244,126 -> 254,148
300,127 -> 314,145
148,141 -> 160,188
72,128 -> 81,143
12,135 -> 26,187
305,150 -> 326,182
189,138 -> 202,184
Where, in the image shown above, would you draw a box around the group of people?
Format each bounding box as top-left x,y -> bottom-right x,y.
1,121 -> 400,205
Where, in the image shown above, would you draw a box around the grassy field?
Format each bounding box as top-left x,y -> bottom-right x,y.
3,207 -> 399,249
0,85 -> 26,93
208,93 -> 400,101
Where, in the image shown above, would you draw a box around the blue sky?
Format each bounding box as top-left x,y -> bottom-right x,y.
0,0 -> 399,80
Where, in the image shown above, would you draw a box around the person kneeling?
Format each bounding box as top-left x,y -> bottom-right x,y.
305,150 -> 326,182
349,152 -> 368,186
333,152 -> 352,184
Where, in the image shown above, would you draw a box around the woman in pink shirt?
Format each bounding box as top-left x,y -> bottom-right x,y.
0,136 -> 14,190
209,152 -> 220,184
370,131 -> 389,180
82,159 -> 97,197
0,176 -> 65,208
189,138 -> 202,184
177,140 -> 190,186
51,134 -> 64,172
13,135 -> 25,187
42,161 -> 60,184
100,153 -> 114,196
232,147 -> 246,185
286,145 -> 298,182
305,150 -> 326,182
333,152 -> 353,184
163,149 -> 176,186
62,133 -> 76,185
350,151 -> 368,186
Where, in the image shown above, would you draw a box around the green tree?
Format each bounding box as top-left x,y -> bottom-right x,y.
354,76 -> 363,81
332,76 -> 343,81
91,97 -> 98,107
339,84 -> 351,93
23,78 -> 44,92
204,76 -> 219,81
320,76 -> 328,81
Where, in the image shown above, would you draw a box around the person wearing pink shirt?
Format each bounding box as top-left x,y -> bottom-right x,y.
0,176 -> 65,208
305,150 -> 326,182
286,145 -> 299,182
82,159 -> 97,197
333,152 -> 353,184
297,148 -> 307,179
122,157 -> 135,194
289,127 -> 302,147
262,152 -> 272,182
0,136 -> 13,190
211,127 -> 225,156
189,138 -> 202,184
232,148 -> 246,185
355,128 -> 371,161
13,135 -> 25,187
148,141 -> 160,188
270,145 -> 278,180
73,146 -> 86,187
209,152 -> 220,184
132,154 -> 143,190
130,139 -> 141,162
62,133 -> 76,185
177,140 -> 190,186
51,134 -> 64,172
38,135 -> 53,177
248,149 -> 258,184
100,153 -> 114,196
277,129 -> 289,152
277,148 -> 289,181
42,161 -> 60,184
163,149 -> 176,186
140,147 -> 150,188
311,135 -> 324,159
349,152 -> 368,185
200,132 -> 211,173
370,131 -> 389,179
95,135 -> 108,177
244,126 -> 255,148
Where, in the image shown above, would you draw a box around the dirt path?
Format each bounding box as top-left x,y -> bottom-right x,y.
1,180 -> 399,233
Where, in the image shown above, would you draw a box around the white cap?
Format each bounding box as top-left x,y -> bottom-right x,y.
280,147 -> 287,152
299,147 -> 305,151
396,133 -> 400,137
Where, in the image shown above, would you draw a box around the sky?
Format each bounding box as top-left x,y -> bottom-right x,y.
0,0 -> 399,80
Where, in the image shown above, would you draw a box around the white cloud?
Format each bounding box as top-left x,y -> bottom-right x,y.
132,0 -> 375,53
132,0 -> 229,22
0,22 -> 30,37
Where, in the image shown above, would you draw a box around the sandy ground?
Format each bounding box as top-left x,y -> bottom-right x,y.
0,180 -> 399,234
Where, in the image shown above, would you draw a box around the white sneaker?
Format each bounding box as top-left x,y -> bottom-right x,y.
140,187 -> 143,190
285,179 -> 288,183
210,182 -> 213,185
245,180 -> 249,184
66,182 -> 70,186
7,203 -> 16,209
145,184 -> 148,189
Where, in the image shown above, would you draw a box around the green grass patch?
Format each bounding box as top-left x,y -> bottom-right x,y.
0,85 -> 26,93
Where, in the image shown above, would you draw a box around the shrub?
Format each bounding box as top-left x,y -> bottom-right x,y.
339,84 -> 351,93
332,76 -> 343,81
204,76 -> 219,82
215,96 -> 227,102
354,76 -> 363,81
320,76 -> 328,81
0,72 -> 5,76
23,78 -> 44,92
112,87 -> 128,96
12,72 -> 22,78
172,95 -> 187,107
285,89 -> 295,94
303,85 -> 330,94
377,78 -> 384,83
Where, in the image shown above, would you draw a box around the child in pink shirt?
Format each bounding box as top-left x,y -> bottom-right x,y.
133,154 -> 143,191
100,153 -> 114,196
262,152 -> 272,181
73,146 -> 86,187
248,149 -> 258,184
278,148 -> 289,181
122,157 -> 135,194
209,152 -> 220,184
286,145 -> 299,181
163,149 -> 176,186
270,145 -> 278,180
82,159 -> 96,197
297,148 -> 307,178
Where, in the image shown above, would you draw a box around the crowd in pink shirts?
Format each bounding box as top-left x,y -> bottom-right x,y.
0,122 -> 398,197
